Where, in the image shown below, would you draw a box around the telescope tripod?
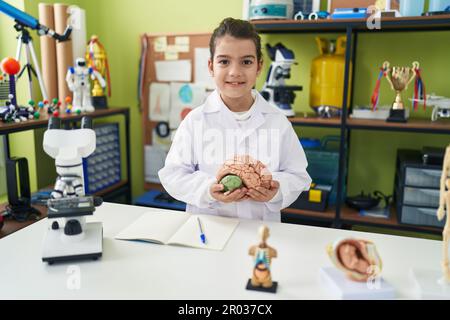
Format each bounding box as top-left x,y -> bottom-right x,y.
14,23 -> 49,103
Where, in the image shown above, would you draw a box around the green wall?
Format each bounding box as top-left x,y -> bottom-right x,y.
0,0 -> 38,200
1,0 -> 449,202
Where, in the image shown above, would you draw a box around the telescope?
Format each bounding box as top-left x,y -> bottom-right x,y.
0,0 -> 72,42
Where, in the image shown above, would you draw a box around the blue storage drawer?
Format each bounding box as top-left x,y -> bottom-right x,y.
399,205 -> 444,228
404,167 -> 441,188
83,123 -> 121,194
402,187 -> 440,208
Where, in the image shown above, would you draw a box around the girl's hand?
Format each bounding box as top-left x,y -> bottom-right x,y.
210,184 -> 249,203
246,180 -> 280,202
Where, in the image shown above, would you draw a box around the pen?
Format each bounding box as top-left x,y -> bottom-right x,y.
197,217 -> 206,244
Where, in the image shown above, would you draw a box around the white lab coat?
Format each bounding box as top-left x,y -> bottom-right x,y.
158,90 -> 311,222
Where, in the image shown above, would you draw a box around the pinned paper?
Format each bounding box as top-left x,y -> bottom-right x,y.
195,48 -> 216,90
154,36 -> 167,52
175,44 -> 190,53
175,36 -> 190,52
175,36 -> 189,45
169,82 -> 207,129
145,145 -> 168,183
165,45 -> 179,60
152,128 -> 172,151
155,60 -> 191,82
149,82 -> 170,121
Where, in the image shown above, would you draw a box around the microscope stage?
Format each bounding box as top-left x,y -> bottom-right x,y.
42,222 -> 103,264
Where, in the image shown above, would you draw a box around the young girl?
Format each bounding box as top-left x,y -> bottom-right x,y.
158,18 -> 311,221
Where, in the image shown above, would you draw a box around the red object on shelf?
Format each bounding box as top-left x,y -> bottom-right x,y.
1,57 -> 21,75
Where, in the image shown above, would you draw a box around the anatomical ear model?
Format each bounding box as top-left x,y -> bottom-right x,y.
327,238 -> 383,282
217,155 -> 272,192
438,145 -> 450,283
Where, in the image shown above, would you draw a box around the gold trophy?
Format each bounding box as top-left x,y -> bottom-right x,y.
86,35 -> 110,108
383,61 -> 419,123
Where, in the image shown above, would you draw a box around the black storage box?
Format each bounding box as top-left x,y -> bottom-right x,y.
394,149 -> 443,228
289,187 -> 329,212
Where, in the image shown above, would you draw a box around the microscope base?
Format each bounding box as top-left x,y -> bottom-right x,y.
42,222 -> 103,264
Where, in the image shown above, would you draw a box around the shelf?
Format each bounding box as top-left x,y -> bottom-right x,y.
0,204 -> 47,239
0,107 -> 129,135
282,206 -> 335,222
252,15 -> 450,33
288,115 -> 342,128
94,180 -> 129,197
347,118 -> 450,134
286,115 -> 450,134
144,182 -> 166,192
340,205 -> 443,234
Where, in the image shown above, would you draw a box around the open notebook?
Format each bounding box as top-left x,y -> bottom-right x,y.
115,210 -> 239,251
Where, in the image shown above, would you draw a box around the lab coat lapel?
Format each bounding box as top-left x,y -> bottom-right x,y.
202,90 -> 274,142
218,106 -> 239,130
237,110 -> 265,145
203,90 -> 239,130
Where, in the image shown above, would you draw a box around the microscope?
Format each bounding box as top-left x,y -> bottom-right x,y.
261,43 -> 302,117
42,116 -> 103,264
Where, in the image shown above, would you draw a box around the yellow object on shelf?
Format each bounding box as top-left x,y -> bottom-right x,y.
309,189 -> 322,203
86,35 -> 109,98
310,36 -> 352,117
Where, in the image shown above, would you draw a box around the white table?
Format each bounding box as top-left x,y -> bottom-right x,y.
0,202 -> 444,299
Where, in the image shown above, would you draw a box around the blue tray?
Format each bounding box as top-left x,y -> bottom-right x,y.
134,190 -> 186,211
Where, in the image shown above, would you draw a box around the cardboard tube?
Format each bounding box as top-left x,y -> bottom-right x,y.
39,3 -> 58,102
54,3 -> 73,107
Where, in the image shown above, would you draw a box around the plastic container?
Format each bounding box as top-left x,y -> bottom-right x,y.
83,123 -> 121,194
404,167 -> 441,188
304,136 -> 340,182
300,138 -> 321,149
428,0 -> 450,12
302,136 -> 344,205
399,205 -> 444,228
249,0 -> 294,20
399,0 -> 425,16
293,0 -> 320,15
402,187 -> 440,208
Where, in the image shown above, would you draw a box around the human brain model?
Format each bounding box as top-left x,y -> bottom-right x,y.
217,155 -> 272,192
327,238 -> 382,282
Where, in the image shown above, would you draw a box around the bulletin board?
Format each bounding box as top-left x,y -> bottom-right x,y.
139,32 -> 212,192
